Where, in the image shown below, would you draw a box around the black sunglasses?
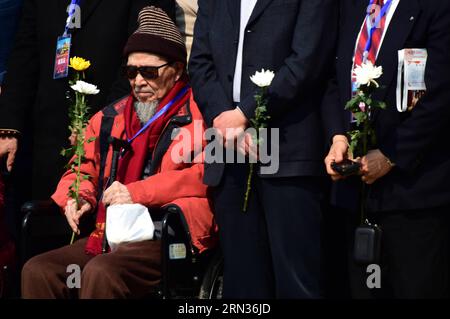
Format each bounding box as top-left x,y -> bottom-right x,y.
124,62 -> 172,80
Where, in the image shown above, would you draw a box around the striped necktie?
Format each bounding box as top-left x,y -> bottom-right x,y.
354,0 -> 387,68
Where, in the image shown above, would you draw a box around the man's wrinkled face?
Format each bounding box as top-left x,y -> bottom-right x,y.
127,52 -> 183,103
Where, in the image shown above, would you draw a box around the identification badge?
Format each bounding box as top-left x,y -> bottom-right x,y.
53,34 -> 72,79
396,48 -> 428,112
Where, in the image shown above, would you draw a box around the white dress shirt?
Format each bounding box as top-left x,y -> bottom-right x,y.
233,0 -> 258,103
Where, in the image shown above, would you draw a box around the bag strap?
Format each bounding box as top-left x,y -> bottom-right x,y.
96,102 -> 119,202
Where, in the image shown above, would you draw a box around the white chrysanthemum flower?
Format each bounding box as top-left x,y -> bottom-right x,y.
250,69 -> 275,88
353,61 -> 383,88
71,80 -> 100,95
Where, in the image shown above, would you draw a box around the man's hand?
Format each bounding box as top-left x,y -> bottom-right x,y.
102,181 -> 134,206
65,198 -> 92,235
324,135 -> 349,181
0,136 -> 18,172
360,149 -> 394,184
213,109 -> 249,149
237,131 -> 258,161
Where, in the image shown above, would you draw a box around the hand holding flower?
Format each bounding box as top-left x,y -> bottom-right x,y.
213,109 -> 248,147
65,198 -> 92,235
237,131 -> 258,161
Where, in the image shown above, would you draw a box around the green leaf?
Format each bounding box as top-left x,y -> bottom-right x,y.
344,83 -> 387,158
349,139 -> 358,156
371,100 -> 387,109
345,95 -> 364,112
354,112 -> 367,126
345,99 -> 356,110
68,189 -> 76,199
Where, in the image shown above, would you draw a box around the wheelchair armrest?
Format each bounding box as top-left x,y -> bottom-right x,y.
20,200 -> 72,266
159,204 -> 200,298
160,204 -> 194,254
157,204 -> 220,299
21,199 -> 60,217
21,199 -> 67,237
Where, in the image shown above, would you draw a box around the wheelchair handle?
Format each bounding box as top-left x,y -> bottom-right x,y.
106,137 -> 130,187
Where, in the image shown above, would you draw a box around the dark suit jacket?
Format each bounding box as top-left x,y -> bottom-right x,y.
322,0 -> 450,212
0,0 -> 23,84
189,0 -> 338,186
0,0 -> 175,199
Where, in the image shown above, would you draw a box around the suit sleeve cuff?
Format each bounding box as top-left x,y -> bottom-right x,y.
238,94 -> 257,120
204,104 -> 230,127
235,106 -> 248,119
379,139 -> 422,173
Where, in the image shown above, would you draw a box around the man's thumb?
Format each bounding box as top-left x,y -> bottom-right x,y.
80,203 -> 91,214
334,148 -> 345,163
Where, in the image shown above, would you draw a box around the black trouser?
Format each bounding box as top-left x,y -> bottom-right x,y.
345,206 -> 450,299
212,164 -> 326,298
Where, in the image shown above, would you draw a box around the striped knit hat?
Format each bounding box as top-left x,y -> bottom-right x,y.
124,6 -> 186,64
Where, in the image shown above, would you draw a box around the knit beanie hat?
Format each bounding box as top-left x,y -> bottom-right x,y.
124,6 -> 187,64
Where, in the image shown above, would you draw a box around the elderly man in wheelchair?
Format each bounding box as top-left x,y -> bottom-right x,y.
21,6 -> 219,299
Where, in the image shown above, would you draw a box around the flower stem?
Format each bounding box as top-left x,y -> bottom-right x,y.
69,91 -> 86,244
363,113 -> 369,157
360,103 -> 370,224
243,163 -> 254,212
70,230 -> 76,245
360,182 -> 367,224
75,142 -> 82,207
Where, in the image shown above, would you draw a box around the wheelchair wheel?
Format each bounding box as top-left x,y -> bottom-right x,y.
198,250 -> 223,299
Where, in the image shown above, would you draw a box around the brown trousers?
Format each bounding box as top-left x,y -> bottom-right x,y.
21,238 -> 161,299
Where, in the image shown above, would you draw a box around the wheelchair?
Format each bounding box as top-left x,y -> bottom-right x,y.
20,200 -> 223,299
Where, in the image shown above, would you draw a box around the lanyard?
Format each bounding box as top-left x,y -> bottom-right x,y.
362,0 -> 393,63
64,0 -> 80,36
127,86 -> 190,143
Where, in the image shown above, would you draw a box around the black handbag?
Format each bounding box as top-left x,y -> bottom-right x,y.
353,219 -> 382,264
